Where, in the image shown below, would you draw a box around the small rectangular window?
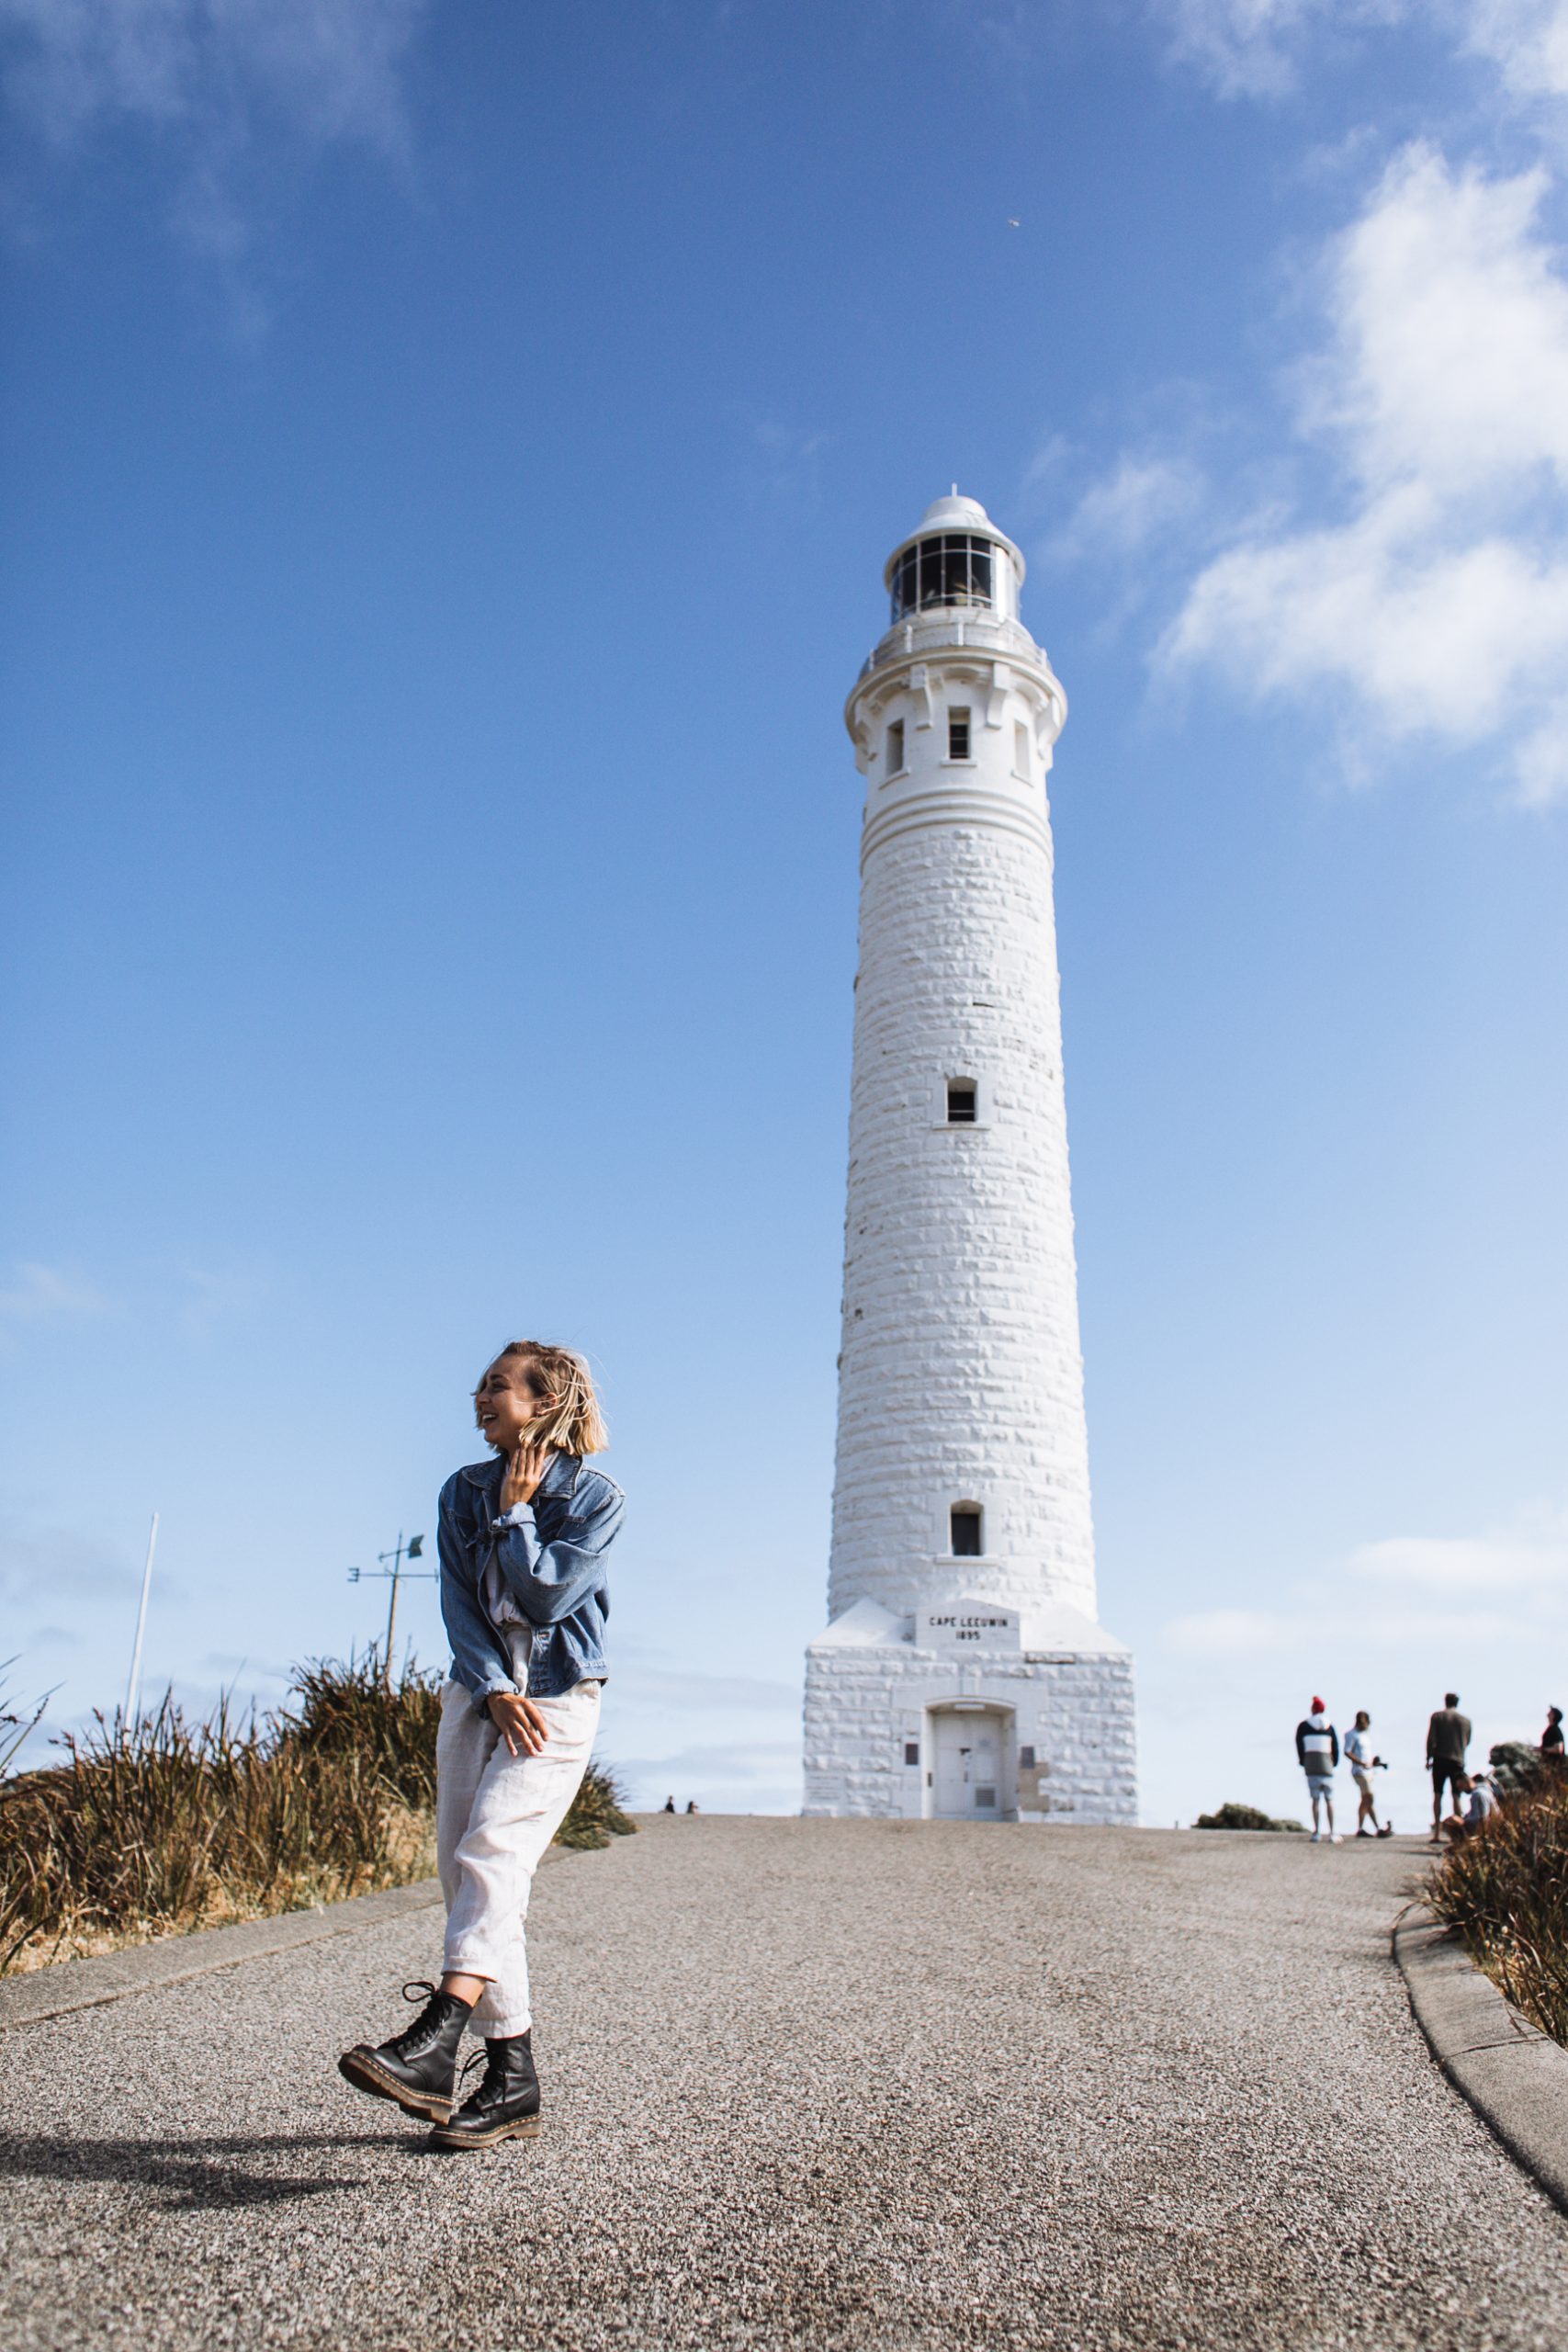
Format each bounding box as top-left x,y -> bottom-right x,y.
886,719 -> 905,775
951,1504 -> 982,1556
1019,1745 -> 1037,1770
975,1786 -> 998,1808
948,707 -> 971,761
903,1740 -> 920,1767
1014,721 -> 1030,777
946,1079 -> 976,1124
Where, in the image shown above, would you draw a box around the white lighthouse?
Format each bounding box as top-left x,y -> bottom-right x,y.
803,492 -> 1137,1825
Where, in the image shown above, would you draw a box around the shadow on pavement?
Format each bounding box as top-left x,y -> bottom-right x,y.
0,2130 -> 398,2211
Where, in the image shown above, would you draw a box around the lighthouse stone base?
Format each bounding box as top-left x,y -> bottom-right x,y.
802,1596 -> 1137,1824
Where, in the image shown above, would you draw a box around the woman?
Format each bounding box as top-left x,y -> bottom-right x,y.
339,1340 -> 622,2150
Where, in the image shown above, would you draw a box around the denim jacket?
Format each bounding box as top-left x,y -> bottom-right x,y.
437,1450 -> 623,1709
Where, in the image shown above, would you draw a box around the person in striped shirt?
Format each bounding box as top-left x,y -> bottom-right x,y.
1295,1698 -> 1340,1844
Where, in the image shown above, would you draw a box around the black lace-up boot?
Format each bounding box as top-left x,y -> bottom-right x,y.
338,1982 -> 473,2123
428,2030 -> 541,2150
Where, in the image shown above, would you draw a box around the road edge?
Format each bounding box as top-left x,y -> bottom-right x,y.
1394,1904 -> 1568,2216
0,1878 -> 446,2030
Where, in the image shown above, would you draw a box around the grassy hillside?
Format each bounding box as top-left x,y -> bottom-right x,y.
0,1653 -> 635,1975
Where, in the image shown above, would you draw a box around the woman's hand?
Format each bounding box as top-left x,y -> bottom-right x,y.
500,1439 -> 547,1514
487,1690 -> 548,1757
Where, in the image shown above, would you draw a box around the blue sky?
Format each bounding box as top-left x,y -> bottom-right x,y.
3,0 -> 1566,1832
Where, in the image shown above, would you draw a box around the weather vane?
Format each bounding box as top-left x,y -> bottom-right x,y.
347,1532 -> 434,1685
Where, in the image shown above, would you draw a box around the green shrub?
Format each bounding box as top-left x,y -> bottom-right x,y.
556,1759 -> 637,1849
0,1652 -> 635,1975
1487,1740 -> 1552,1800
1195,1802 -> 1306,1832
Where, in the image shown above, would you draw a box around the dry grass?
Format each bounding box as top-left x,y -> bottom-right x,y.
1427,1751 -> 1568,2046
0,1654 -> 635,1976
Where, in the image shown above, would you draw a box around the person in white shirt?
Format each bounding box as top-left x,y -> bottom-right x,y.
1345,1710 -> 1393,1839
1463,1772 -> 1498,1829
1440,1770 -> 1499,1843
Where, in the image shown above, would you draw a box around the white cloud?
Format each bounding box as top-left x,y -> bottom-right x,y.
176,1261 -> 270,1338
0,0 -> 429,310
0,1521 -> 140,1607
0,0 -> 425,149
1162,1505 -> 1568,1659
0,1261 -> 108,1322
1349,1514 -> 1568,1589
1163,1600 -> 1536,1655
1157,1 -> 1568,107
612,1661 -> 799,1713
1464,0 -> 1568,106
615,1739 -> 802,1814
1047,452 -> 1207,567
1156,0 -> 1403,99
1163,1606 -> 1301,1656
1301,147 -> 1568,493
1161,144 -> 1568,800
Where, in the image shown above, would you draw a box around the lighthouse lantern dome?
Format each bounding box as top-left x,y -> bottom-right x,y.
883,491 -> 1025,627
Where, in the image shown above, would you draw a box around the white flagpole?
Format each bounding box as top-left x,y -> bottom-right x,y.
124,1510 -> 160,1730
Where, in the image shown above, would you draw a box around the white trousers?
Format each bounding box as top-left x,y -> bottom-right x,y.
435,1667 -> 601,2038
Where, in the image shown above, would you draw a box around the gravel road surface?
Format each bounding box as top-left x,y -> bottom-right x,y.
3,1817 -> 1564,2351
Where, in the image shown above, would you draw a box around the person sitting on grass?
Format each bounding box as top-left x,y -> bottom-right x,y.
1438,1771 -> 1498,1844
1344,1710 -> 1393,1839
339,1339 -> 622,2153
1437,1773 -> 1472,1843
1543,1705 -> 1565,1762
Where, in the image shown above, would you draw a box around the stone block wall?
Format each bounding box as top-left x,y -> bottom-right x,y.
803,1638 -> 1138,1826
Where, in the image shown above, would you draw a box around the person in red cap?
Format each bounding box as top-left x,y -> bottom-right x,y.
1294,1697 -> 1340,1842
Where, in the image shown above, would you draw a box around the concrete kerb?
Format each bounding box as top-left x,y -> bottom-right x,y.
1395,1903 -> 1568,2216
0,1877 -> 448,2031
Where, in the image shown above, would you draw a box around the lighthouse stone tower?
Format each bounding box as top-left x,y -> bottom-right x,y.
803,493 -> 1137,1825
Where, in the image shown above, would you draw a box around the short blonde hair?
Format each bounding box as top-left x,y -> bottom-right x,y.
488,1340 -> 608,1455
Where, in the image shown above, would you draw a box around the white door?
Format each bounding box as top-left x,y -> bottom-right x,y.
931,1709 -> 1006,1819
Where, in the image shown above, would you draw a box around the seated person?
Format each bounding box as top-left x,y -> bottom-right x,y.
1441,1771 -> 1498,1842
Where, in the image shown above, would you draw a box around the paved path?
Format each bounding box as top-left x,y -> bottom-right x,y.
3,1818 -> 1564,2351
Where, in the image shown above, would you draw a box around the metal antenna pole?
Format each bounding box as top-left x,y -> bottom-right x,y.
348,1533 -> 430,1682
124,1510 -> 160,1731
383,1532 -> 404,1687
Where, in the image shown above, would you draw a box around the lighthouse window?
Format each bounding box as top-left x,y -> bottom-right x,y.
1014,721 -> 1030,778
886,719 -> 905,776
946,1079 -> 977,1124
950,1503 -> 983,1556
889,535 -> 995,621
947,708 -> 972,761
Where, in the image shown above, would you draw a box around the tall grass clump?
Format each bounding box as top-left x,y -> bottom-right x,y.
1427,1750 -> 1568,2046
0,1653 -> 635,1976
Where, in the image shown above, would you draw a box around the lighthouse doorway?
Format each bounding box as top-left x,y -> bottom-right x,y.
929,1705 -> 1011,1821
